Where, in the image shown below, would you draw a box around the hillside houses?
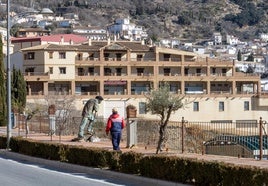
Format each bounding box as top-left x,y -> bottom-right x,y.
107,17 -> 148,41
159,32 -> 268,76
72,26 -> 107,40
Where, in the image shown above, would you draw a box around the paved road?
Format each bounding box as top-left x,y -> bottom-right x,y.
0,150 -> 188,186
0,156 -> 118,186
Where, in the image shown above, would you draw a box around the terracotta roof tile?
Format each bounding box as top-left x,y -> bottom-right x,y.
21,44 -> 77,51
40,34 -> 88,44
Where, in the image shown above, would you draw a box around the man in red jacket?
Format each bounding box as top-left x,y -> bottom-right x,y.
106,107 -> 125,151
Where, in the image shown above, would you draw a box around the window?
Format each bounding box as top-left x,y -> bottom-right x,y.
244,101 -> 250,111
184,68 -> 189,75
59,67 -> 66,74
49,52 -> 53,59
25,67 -> 35,73
88,67 -> 94,75
49,67 -> 53,74
88,53 -> 94,60
137,68 -> 144,76
219,101 -> 224,111
78,68 -> 84,76
137,54 -> 143,61
24,52 -> 35,60
163,54 -> 170,61
116,53 -> 121,61
222,68 -> 227,76
104,53 -> 109,61
212,68 -> 216,74
116,68 -> 122,76
77,53 -> 83,60
59,52 -> 66,59
164,68 -> 170,76
104,68 -> 111,76
193,102 -> 199,111
139,102 -> 146,114
196,68 -> 201,76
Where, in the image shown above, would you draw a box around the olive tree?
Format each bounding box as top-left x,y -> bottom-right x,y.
145,83 -> 187,154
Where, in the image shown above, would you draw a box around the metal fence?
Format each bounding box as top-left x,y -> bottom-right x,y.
12,113 -> 267,159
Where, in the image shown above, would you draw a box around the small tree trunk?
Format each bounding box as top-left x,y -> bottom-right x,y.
156,124 -> 166,154
156,108 -> 172,154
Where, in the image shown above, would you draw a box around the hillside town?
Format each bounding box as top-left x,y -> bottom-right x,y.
0,6 -> 268,123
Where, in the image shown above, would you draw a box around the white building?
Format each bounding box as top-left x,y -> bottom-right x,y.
107,17 -> 147,41
213,32 -> 222,45
260,33 -> 268,42
160,38 -> 180,48
72,26 -> 107,40
0,26 -> 14,55
235,61 -> 266,74
226,35 -> 239,45
261,78 -> 268,92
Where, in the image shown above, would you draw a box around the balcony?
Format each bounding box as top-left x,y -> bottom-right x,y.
104,73 -> 127,76
75,72 -> 100,80
158,73 -> 181,81
210,90 -> 232,95
24,72 -> 49,81
76,91 -> 99,96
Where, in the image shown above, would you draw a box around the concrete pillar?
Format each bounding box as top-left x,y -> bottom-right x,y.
232,81 -> 236,95
181,81 -> 185,94
71,80 -> 75,95
206,81 -> 210,94
43,82 -> 48,95
127,80 -> 131,95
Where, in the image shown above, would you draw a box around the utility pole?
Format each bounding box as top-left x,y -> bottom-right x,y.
6,0 -> 12,149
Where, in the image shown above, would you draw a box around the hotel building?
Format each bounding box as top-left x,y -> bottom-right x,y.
20,39 -> 268,121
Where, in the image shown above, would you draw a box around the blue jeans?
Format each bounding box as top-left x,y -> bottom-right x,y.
111,132 -> 122,150
78,117 -> 94,138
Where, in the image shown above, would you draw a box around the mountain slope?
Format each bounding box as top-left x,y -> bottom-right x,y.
5,0 -> 268,41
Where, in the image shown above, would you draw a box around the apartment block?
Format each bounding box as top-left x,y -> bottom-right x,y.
21,40 -> 268,121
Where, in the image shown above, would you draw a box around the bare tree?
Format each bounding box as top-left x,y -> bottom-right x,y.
44,95 -> 77,140
145,83 -> 189,154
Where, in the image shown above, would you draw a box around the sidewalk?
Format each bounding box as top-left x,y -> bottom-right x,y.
2,127 -> 268,170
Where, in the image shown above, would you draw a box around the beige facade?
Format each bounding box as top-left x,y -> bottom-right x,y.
21,40 -> 268,121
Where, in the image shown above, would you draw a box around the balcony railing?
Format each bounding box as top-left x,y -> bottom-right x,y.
104,73 -> 128,76
76,72 -> 99,76
47,91 -> 71,95
76,91 -> 99,96
24,72 -> 50,81
28,91 -> 44,96
210,90 -> 232,95
24,72 -> 49,76
74,56 -> 239,67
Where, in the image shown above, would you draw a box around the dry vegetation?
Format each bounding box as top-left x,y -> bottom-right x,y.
2,0 -> 268,41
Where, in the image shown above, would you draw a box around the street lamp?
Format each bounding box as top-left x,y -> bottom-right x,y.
6,0 -> 12,149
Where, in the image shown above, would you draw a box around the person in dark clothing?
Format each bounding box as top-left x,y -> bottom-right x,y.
106,107 -> 125,150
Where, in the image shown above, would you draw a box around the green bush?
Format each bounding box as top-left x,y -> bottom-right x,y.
6,137 -> 268,185
119,151 -> 143,174
0,135 -> 6,149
